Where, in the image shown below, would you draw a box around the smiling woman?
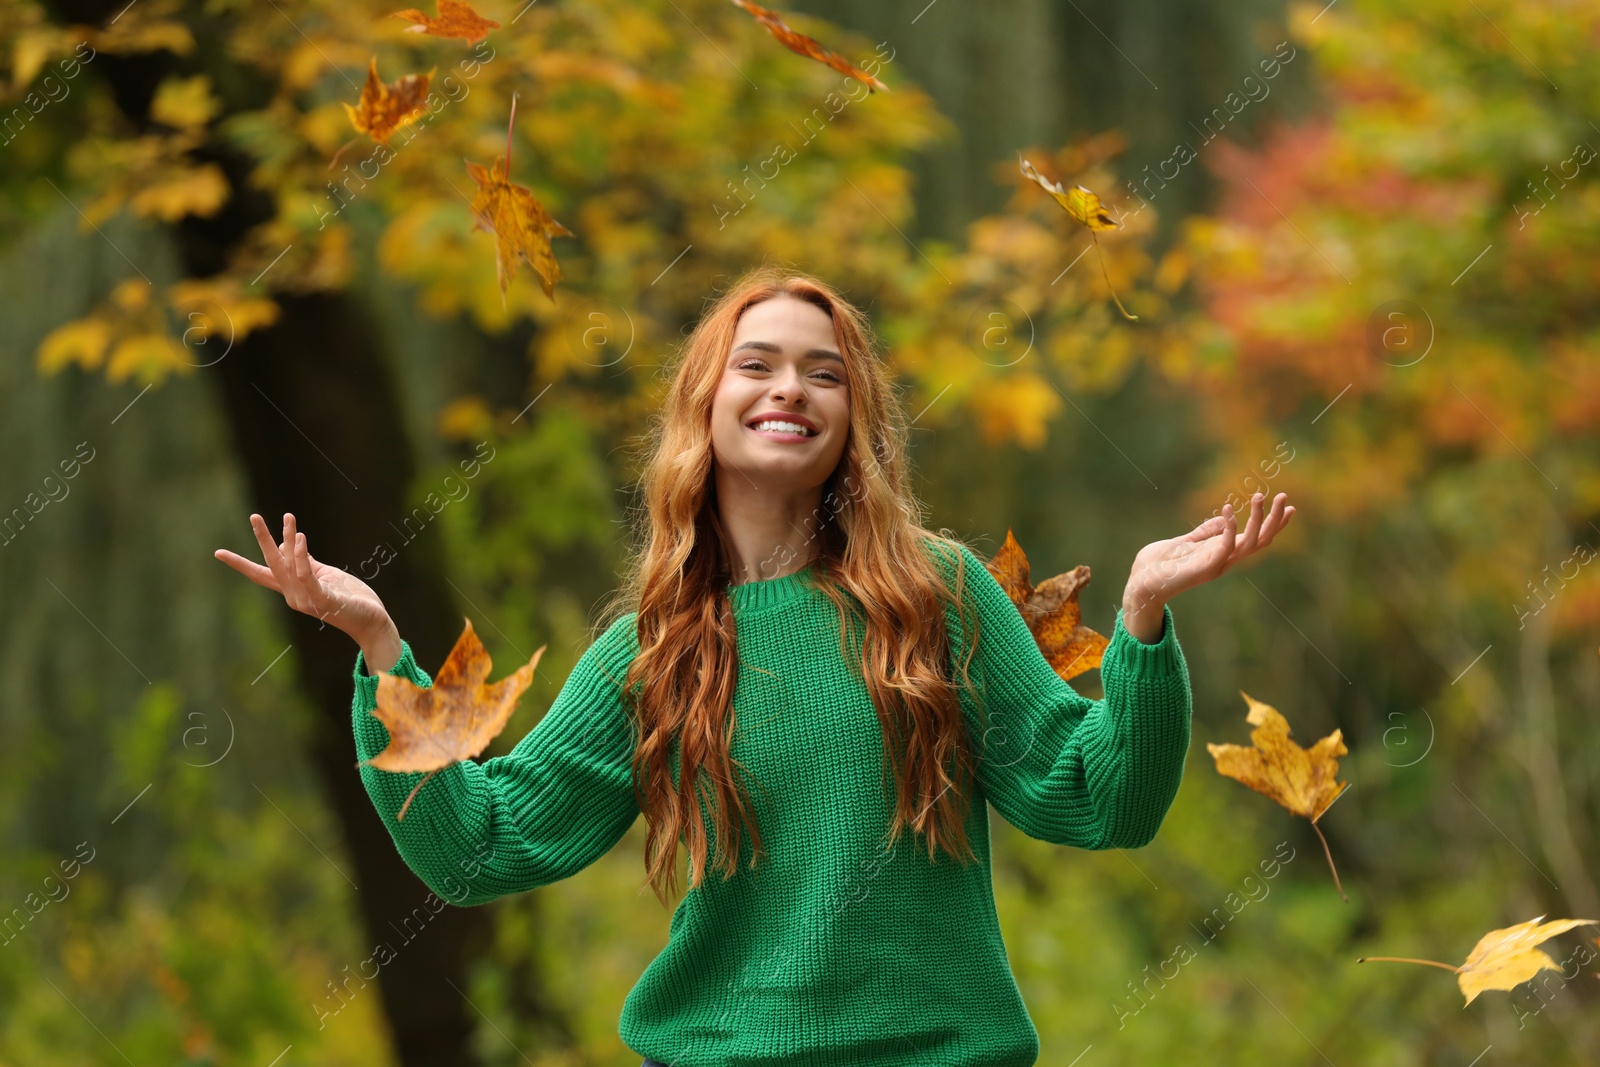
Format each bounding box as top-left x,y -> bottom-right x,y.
334,265 -> 1200,1066
218,265 -> 1253,1066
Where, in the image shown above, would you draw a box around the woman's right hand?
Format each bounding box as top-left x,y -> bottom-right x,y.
215,513 -> 398,664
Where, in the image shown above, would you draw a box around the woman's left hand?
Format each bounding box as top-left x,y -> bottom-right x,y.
1121,492 -> 1296,641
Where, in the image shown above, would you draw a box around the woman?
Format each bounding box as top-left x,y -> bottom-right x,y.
216,265 -> 1293,1065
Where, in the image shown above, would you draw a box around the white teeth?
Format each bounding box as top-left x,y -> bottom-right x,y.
751,420 -> 814,436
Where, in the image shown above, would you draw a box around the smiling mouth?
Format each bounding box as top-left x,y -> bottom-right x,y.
747,419 -> 817,439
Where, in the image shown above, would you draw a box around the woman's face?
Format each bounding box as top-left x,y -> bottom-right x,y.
710,294 -> 851,493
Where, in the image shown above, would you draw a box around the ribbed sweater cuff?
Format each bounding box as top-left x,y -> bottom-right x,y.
351,640 -> 475,822
353,639 -> 431,703
1109,602 -> 1181,677
350,639 -> 492,895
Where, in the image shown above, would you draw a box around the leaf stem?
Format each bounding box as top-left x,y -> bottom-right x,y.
1310,817 -> 1348,903
1355,956 -> 1459,971
328,135 -> 358,171
1091,233 -> 1139,321
505,90 -> 518,176
397,768 -> 438,821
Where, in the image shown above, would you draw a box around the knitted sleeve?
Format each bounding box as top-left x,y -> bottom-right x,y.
350,613 -> 642,905
938,541 -> 1192,850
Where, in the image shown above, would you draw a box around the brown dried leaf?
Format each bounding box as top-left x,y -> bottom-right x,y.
466,154 -> 572,302
984,529 -> 1108,682
364,618 -> 545,820
465,94 -> 573,303
342,56 -> 433,146
729,0 -> 889,92
391,0 -> 500,45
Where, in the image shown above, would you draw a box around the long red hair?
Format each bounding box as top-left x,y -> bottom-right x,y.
596,264 -> 988,904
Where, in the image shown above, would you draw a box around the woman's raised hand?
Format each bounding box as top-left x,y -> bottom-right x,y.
214,512 -> 395,649
1118,492 -> 1296,642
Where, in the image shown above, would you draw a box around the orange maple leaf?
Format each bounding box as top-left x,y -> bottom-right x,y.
342,56 -> 434,146
1358,915 -> 1600,1005
1207,691 -> 1351,900
1018,154 -> 1138,321
466,94 -> 573,303
983,529 -> 1108,683
729,0 -> 889,92
391,0 -> 500,45
364,617 -> 545,821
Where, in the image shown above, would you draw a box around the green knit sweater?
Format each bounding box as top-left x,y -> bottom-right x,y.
350,540 -> 1192,1065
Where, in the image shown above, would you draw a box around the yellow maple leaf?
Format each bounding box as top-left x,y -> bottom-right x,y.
1207,692 -> 1351,900
1018,154 -> 1138,321
1358,915 -> 1600,1005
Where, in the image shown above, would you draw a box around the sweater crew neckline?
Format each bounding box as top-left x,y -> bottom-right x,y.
726,559 -> 817,614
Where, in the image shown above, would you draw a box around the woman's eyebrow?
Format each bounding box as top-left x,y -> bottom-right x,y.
731,339 -> 844,364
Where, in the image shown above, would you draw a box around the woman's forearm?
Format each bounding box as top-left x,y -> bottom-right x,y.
359,616 -> 403,675
1120,585 -> 1169,644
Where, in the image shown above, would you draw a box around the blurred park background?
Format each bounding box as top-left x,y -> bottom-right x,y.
3,0 -> 1599,1062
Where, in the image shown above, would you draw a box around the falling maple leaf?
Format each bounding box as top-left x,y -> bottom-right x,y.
333,56 -> 435,169
343,56 -> 434,144
1357,915 -> 1600,1005
1018,154 -> 1138,321
466,93 -> 573,303
729,0 -> 889,92
1207,692 -> 1351,901
391,0 -> 500,45
983,529 -> 1108,683
364,617 -> 545,820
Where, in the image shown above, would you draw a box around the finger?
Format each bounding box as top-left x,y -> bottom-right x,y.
293,528 -> 313,586
1255,493 -> 1290,544
249,513 -> 293,591
1179,514 -> 1229,543
1215,504 -> 1239,569
213,548 -> 284,592
1235,493 -> 1265,557
281,512 -> 298,590
285,513 -> 315,606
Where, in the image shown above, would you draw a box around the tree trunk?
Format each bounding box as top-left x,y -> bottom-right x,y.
209,289 -> 495,1065
36,0 -> 504,1057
